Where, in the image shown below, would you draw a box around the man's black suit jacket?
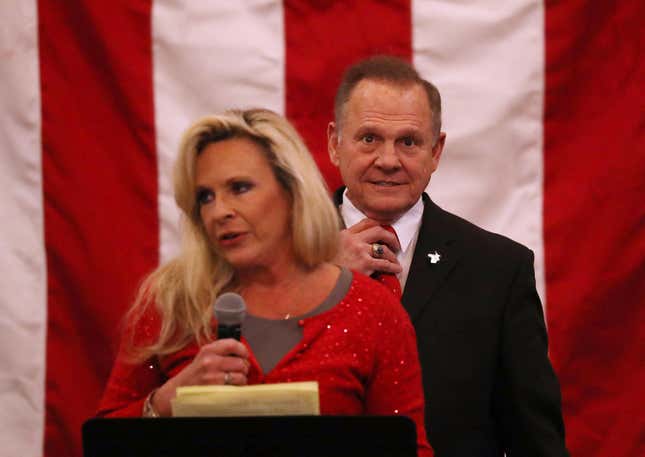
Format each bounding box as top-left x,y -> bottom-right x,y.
335,189 -> 568,457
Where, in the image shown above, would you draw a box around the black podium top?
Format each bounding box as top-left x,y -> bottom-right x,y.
82,415 -> 417,457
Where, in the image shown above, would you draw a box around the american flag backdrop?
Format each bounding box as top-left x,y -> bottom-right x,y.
1,1 -> 643,456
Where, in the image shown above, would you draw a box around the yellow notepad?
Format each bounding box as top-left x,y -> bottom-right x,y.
171,381 -> 320,417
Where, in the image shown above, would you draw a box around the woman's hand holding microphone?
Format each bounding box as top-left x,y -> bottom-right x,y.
147,338 -> 249,417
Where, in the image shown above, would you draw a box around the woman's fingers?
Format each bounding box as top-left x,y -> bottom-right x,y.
216,354 -> 249,374
209,338 -> 249,359
175,339 -> 249,386
221,370 -> 248,386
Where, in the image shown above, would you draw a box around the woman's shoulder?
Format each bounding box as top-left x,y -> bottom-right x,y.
325,271 -> 415,341
121,302 -> 163,352
343,270 -> 408,316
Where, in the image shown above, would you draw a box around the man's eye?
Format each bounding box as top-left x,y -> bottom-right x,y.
362,134 -> 375,144
196,188 -> 213,206
402,136 -> 416,147
231,181 -> 252,194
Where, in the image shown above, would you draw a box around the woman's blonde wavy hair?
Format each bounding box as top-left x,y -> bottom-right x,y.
128,108 -> 340,359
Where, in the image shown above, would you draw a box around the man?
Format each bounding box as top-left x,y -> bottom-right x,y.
328,56 -> 569,457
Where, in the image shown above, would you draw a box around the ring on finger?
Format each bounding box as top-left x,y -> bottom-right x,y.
224,371 -> 232,385
371,243 -> 385,258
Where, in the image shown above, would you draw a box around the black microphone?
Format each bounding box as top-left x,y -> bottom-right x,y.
213,292 -> 246,341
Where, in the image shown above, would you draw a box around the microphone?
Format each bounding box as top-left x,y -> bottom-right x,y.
213,292 -> 246,341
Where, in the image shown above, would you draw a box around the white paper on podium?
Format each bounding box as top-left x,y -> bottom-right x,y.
171,381 -> 320,417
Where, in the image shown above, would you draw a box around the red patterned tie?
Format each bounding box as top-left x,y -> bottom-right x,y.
373,225 -> 402,298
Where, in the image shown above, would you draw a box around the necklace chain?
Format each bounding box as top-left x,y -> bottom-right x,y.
239,278 -> 313,320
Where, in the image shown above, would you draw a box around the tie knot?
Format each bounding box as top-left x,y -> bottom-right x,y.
381,224 -> 399,242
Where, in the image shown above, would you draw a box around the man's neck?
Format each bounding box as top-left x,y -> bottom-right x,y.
340,189 -> 424,255
341,191 -> 403,226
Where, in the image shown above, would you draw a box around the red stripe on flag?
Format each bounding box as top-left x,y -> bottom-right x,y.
38,1 -> 158,456
284,0 -> 413,190
544,2 -> 645,456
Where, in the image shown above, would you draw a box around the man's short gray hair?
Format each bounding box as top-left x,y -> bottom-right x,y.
334,55 -> 442,142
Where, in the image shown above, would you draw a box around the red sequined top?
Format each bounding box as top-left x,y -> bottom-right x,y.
97,272 -> 432,456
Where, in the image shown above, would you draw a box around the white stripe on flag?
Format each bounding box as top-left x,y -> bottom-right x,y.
413,0 -> 546,303
153,0 -> 286,263
0,1 -> 46,456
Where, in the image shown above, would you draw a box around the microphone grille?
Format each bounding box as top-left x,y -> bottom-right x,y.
213,292 -> 247,326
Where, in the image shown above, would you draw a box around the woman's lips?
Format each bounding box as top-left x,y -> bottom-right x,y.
218,232 -> 247,247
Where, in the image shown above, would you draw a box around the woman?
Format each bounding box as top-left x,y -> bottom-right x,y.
97,109 -> 432,456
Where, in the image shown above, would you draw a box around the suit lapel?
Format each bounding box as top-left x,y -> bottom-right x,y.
401,194 -> 461,322
332,187 -> 347,229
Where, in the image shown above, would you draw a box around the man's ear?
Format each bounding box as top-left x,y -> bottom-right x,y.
327,121 -> 340,166
431,132 -> 446,168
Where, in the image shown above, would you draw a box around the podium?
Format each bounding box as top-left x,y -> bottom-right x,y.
83,415 -> 417,456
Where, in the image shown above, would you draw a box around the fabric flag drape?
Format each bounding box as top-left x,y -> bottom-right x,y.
0,1 -> 642,456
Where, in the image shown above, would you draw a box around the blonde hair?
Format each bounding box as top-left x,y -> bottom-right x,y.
129,109 -> 340,358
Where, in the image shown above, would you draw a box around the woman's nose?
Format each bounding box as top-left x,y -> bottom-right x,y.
214,199 -> 235,221
202,197 -> 235,224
